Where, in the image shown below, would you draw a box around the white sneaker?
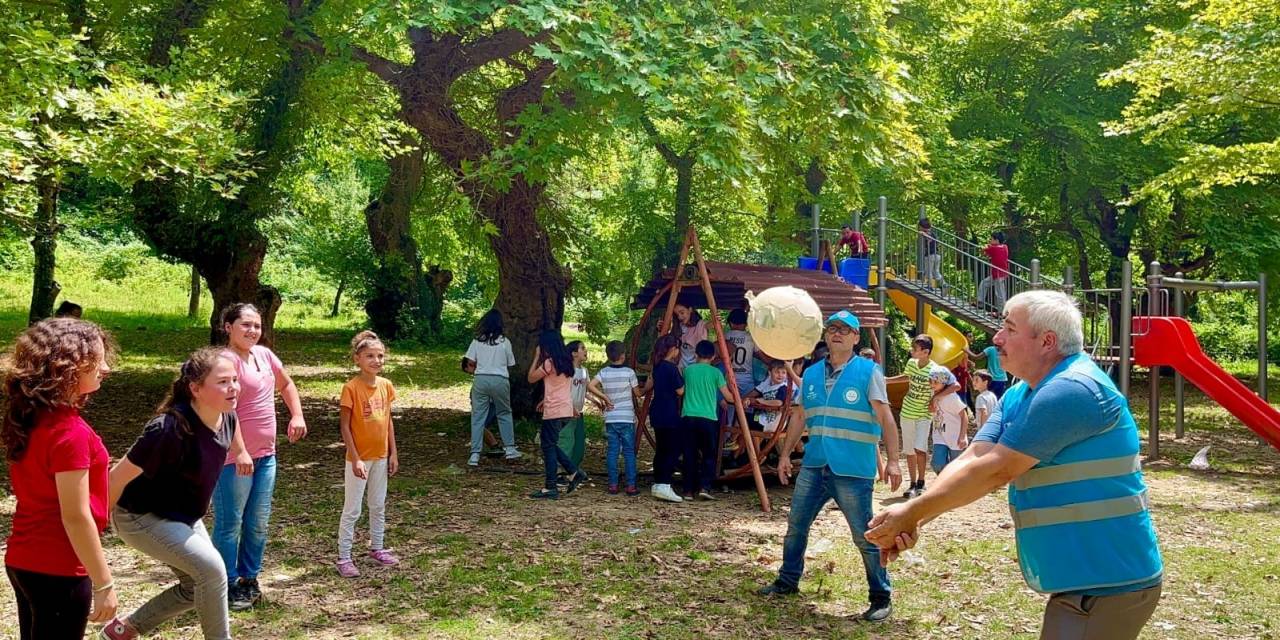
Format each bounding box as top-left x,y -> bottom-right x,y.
504,449 -> 523,460
651,483 -> 683,503
467,453 -> 480,466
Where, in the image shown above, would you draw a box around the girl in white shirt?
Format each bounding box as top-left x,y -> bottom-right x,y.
463,310 -> 522,466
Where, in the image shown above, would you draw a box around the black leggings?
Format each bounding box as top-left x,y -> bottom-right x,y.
652,426 -> 681,485
681,417 -> 719,494
5,565 -> 91,640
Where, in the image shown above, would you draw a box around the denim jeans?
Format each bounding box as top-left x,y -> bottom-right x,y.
604,422 -> 637,487
931,444 -> 962,475
539,418 -> 578,492
211,454 -> 276,581
112,509 -> 229,640
776,465 -> 891,604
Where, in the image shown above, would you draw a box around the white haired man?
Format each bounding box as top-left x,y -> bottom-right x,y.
866,290 -> 1162,639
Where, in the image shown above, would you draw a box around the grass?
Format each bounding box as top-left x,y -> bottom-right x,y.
2,251 -> 1280,638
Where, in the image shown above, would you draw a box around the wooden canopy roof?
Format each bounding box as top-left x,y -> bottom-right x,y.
631,261 -> 887,328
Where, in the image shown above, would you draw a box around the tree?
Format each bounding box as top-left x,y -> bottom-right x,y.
0,1 -> 247,324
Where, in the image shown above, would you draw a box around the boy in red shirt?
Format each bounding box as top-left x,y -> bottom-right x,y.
978,231 -> 1010,314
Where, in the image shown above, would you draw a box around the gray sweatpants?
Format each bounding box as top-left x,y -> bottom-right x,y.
470,374 -> 516,454
112,508 -> 230,639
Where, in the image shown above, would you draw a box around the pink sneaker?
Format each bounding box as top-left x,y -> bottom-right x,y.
369,549 -> 400,566
336,559 -> 360,578
99,617 -> 138,640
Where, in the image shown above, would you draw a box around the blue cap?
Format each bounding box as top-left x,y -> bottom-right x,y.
826,309 -> 861,330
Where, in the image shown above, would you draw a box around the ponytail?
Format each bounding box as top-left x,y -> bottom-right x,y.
158,347 -> 234,435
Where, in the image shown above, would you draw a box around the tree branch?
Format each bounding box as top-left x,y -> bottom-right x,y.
497,58 -> 556,141
639,113 -> 682,168
451,29 -> 547,80
352,45 -> 407,85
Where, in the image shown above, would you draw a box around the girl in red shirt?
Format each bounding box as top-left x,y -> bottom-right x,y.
3,318 -> 118,639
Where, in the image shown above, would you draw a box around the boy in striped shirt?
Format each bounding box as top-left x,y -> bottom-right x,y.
899,335 -> 959,497
588,340 -> 645,495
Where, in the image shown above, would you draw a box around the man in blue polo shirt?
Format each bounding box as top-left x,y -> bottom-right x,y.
867,290 -> 1162,639
757,309 -> 903,622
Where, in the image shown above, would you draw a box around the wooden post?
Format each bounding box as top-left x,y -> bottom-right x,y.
686,227 -> 771,512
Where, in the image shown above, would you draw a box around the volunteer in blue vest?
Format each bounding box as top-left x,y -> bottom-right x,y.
757,309 -> 903,622
866,290 -> 1162,639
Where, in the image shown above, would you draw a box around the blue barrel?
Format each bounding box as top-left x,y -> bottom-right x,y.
798,256 -> 834,273
840,258 -> 871,288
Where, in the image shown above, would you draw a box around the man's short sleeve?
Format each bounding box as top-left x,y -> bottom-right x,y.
973,401 -> 1004,444
996,377 -> 1111,462
868,367 -> 889,404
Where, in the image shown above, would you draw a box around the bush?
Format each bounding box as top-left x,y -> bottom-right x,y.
94,245 -> 151,282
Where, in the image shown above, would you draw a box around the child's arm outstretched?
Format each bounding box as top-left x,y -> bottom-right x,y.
339,406 -> 365,480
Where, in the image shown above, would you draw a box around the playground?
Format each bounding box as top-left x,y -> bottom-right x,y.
2,220 -> 1278,638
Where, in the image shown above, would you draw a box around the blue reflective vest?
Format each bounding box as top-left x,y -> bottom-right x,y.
800,357 -> 880,479
1004,353 -> 1163,594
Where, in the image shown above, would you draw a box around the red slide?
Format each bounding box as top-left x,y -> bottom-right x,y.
1132,316 -> 1280,451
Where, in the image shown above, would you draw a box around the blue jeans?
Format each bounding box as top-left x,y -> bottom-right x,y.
540,419 -> 578,492
931,444 -> 962,475
211,455 -> 276,581
777,465 -> 891,604
605,422 -> 637,487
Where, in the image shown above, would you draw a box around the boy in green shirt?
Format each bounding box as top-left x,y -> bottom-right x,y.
681,340 -> 736,500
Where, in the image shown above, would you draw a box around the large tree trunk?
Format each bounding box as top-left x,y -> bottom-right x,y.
362,144 -> 452,339
28,173 -> 60,324
484,177 -> 571,412
130,0 -> 307,344
342,28 -> 568,416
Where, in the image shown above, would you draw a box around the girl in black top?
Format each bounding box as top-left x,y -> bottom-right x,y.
100,347 -> 250,640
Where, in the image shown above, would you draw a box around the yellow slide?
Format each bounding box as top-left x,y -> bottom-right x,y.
868,268 -> 970,408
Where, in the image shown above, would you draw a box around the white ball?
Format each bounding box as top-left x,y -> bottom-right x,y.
745,286 -> 825,360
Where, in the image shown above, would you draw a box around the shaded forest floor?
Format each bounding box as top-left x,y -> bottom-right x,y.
1,317 -> 1278,639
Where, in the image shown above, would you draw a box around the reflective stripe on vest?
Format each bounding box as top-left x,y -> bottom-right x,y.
806,406 -> 876,424
808,425 -> 879,445
1004,353 -> 1162,594
800,358 -> 880,479
1013,454 -> 1141,491
1011,490 -> 1150,529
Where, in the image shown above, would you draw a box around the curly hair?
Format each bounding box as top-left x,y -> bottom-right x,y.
2,318 -> 116,461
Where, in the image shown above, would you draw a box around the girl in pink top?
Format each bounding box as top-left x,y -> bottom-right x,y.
673,302 -> 707,369
526,330 -> 587,499
210,303 -> 307,611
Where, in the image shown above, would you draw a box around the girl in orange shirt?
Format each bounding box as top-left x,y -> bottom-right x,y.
336,331 -> 399,577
